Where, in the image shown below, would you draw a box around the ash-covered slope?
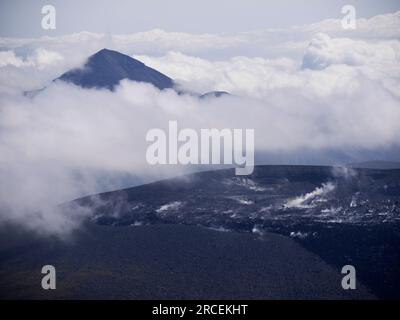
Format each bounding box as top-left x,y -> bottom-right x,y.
2,165 -> 399,299
0,223 -> 374,299
75,165 -> 400,299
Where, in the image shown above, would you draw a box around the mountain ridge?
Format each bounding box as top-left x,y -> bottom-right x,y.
56,48 -> 175,91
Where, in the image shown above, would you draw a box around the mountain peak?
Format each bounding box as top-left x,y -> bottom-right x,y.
57,48 -> 174,91
96,48 -> 116,54
91,48 -> 140,61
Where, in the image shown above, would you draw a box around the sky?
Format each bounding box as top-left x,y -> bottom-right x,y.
1,0 -> 400,37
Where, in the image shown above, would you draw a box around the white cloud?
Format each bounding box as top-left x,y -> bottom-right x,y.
135,32 -> 400,99
0,48 -> 63,68
285,182 -> 336,209
302,33 -> 400,69
0,51 -> 26,67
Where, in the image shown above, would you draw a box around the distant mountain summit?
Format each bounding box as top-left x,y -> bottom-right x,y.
199,91 -> 230,99
347,160 -> 400,170
25,48 -> 229,97
56,48 -> 174,90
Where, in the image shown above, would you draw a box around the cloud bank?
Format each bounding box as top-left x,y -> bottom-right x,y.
0,11 -> 399,235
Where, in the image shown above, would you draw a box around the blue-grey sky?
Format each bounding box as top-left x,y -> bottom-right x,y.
0,0 -> 399,37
